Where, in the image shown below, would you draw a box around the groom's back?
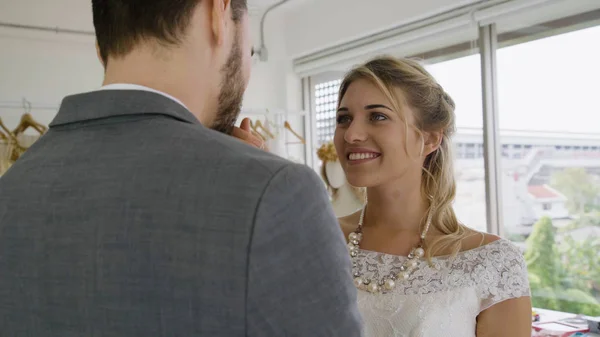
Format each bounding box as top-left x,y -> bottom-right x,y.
0,90 -> 362,336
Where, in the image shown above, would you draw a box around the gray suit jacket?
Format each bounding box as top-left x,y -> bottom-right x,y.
0,90 -> 363,336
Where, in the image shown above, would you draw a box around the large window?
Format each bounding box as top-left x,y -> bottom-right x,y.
498,17 -> 600,316
425,52 -> 488,233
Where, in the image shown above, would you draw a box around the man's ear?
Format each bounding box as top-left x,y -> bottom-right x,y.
423,130 -> 443,156
210,0 -> 232,46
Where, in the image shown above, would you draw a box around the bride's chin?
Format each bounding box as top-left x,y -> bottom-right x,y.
346,177 -> 374,189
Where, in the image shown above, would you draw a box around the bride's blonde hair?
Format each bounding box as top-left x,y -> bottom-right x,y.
338,55 -> 469,260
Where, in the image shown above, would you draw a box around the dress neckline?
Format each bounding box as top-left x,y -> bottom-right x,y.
358,238 -> 506,260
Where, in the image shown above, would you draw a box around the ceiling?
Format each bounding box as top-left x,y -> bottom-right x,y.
248,0 -> 280,15
248,0 -> 283,8
247,0 -> 316,16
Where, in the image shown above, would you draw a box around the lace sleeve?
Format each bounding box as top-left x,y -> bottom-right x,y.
477,240 -> 531,312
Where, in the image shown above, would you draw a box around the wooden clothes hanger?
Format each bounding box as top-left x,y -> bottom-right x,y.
11,99 -> 47,136
0,118 -> 17,150
5,100 -> 48,162
12,113 -> 48,137
10,113 -> 47,162
0,117 -> 18,171
254,120 -> 275,139
0,117 -> 12,137
249,120 -> 267,141
284,121 -> 306,144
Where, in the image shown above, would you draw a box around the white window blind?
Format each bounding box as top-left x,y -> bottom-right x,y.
314,79 -> 341,145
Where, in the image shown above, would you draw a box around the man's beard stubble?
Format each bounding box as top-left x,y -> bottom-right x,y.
210,30 -> 246,135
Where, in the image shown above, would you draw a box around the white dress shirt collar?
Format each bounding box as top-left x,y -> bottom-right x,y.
98,83 -> 188,110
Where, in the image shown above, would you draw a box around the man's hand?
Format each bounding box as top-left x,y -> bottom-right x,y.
231,118 -> 267,151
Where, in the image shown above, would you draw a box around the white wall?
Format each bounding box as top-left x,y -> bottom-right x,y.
242,12 -> 299,111
0,0 -> 94,31
0,29 -> 100,128
0,0 -> 100,128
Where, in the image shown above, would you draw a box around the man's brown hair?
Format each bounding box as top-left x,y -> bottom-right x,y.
92,0 -> 248,65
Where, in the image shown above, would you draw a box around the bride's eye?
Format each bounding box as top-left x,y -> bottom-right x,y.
370,113 -> 388,121
337,115 -> 351,124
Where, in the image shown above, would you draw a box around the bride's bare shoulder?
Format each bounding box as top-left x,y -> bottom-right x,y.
338,211 -> 360,242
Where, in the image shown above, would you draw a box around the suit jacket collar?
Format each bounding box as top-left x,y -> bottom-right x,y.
50,90 -> 201,127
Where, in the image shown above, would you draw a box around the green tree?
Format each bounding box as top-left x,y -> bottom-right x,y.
526,217 -> 560,288
525,216 -> 562,310
551,167 -> 599,214
527,271 -> 559,310
525,216 -> 600,315
559,235 -> 600,298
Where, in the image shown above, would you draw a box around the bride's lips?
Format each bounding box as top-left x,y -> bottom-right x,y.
346,148 -> 382,165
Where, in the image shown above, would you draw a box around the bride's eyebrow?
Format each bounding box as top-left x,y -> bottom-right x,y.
365,104 -> 393,111
337,104 -> 393,112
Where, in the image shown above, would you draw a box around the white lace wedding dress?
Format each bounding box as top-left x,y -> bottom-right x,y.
354,239 -> 531,337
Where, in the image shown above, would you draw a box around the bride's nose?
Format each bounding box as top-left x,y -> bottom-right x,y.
344,120 -> 368,144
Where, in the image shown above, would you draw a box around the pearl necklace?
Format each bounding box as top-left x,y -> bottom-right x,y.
348,205 -> 433,294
